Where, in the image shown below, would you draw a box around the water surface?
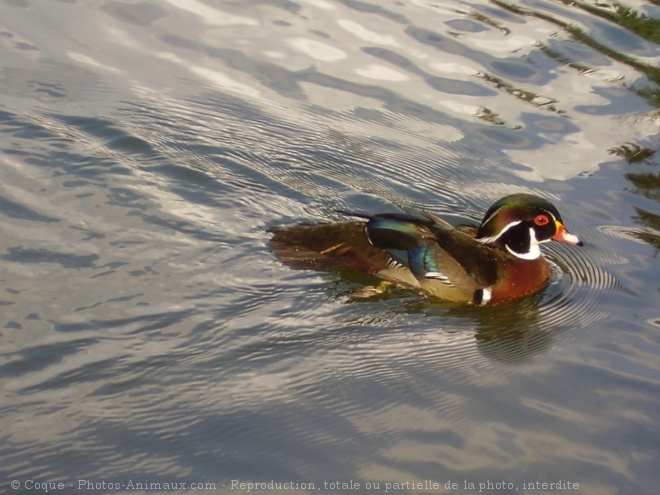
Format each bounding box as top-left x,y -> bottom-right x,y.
1,1 -> 659,494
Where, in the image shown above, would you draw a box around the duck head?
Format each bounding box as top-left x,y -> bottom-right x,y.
476,194 -> 583,260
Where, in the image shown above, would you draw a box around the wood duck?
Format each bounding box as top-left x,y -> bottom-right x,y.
269,194 -> 582,304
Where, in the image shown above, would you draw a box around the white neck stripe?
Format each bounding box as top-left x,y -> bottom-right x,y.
480,205 -> 505,229
477,220 -> 522,245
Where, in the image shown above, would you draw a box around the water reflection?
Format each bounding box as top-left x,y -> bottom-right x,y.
622,145 -> 660,252
492,0 -> 660,106
404,293 -> 552,365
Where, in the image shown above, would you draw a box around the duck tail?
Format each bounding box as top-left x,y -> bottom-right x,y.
268,222 -> 389,273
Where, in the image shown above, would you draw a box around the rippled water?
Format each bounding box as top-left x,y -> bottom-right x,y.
1,0 -> 659,494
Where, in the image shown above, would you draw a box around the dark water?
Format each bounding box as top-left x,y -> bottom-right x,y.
1,1 -> 659,494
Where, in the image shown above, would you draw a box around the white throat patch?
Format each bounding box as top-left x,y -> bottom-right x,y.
506,227 -> 541,260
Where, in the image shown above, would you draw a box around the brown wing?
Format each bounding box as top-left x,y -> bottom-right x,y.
430,226 -> 505,288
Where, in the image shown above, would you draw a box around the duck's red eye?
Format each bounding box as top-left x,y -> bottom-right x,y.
534,215 -> 550,226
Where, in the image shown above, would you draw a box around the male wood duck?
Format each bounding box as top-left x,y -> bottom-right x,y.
269,194 -> 582,304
